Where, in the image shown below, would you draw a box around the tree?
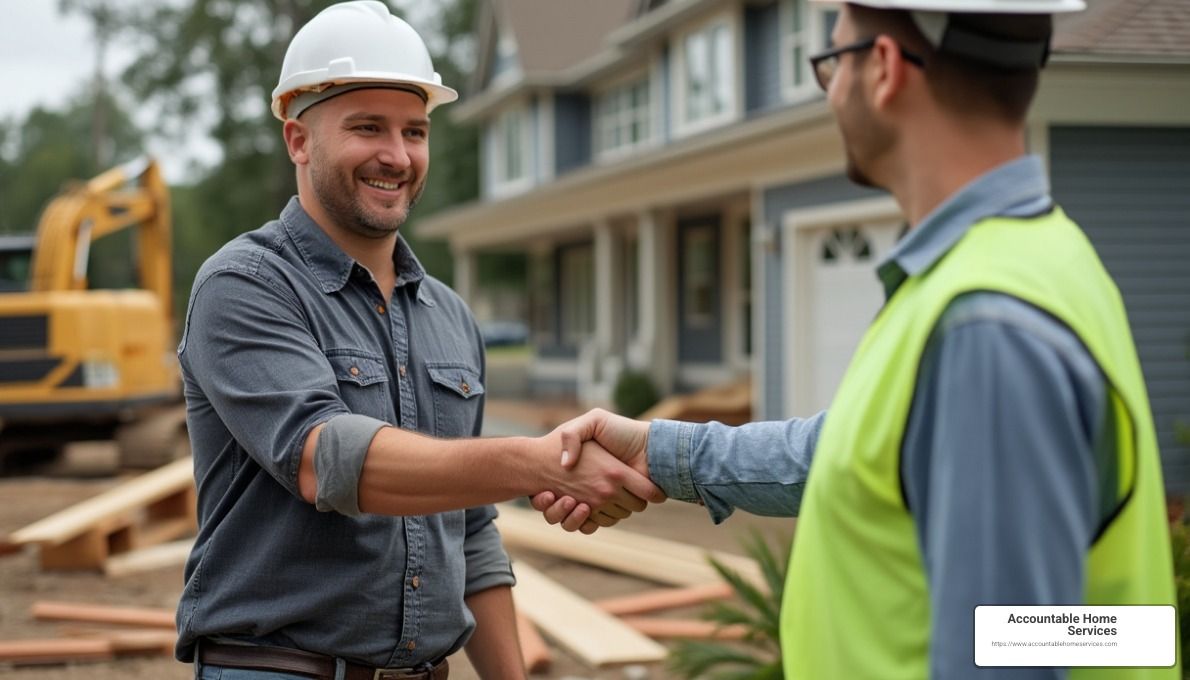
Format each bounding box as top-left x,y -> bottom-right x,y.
0,91 -> 143,236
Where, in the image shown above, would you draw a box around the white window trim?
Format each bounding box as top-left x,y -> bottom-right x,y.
489,101 -> 533,198
779,0 -> 837,104
672,8 -> 743,138
592,66 -> 657,163
779,195 -> 900,418
537,92 -> 555,183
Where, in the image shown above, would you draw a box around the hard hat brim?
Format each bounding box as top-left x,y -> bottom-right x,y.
272,76 -> 458,120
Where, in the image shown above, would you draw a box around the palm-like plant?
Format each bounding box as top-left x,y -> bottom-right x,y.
669,531 -> 792,680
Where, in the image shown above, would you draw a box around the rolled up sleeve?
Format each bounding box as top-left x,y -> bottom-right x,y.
648,414 -> 825,523
462,505 -> 514,596
179,268 -> 352,498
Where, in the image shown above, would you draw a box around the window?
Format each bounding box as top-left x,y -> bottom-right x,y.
529,251 -> 556,344
820,227 -> 872,264
596,77 -> 652,158
491,105 -> 529,190
683,225 -> 717,328
559,244 -> 594,345
679,18 -> 734,130
781,0 -> 839,99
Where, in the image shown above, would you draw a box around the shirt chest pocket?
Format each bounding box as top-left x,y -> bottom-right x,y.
325,350 -> 394,423
425,362 -> 484,437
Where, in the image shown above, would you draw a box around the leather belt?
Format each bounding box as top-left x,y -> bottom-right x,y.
198,641 -> 449,680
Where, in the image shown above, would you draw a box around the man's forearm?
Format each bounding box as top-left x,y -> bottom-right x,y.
464,585 -> 525,680
299,423 -> 662,517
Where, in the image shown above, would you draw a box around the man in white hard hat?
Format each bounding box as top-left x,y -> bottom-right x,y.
175,3 -> 664,679
536,2 -> 1180,678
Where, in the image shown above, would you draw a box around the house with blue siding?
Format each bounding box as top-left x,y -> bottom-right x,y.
419,0 -> 1190,488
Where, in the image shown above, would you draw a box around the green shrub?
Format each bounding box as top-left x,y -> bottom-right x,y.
1171,517 -> 1190,679
613,369 -> 660,418
669,532 -> 791,680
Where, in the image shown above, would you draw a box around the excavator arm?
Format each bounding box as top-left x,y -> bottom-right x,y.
29,157 -> 171,321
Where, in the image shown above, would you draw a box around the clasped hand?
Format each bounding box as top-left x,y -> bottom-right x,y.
534,409 -> 659,534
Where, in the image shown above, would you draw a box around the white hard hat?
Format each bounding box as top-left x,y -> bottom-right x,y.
817,0 -> 1084,12
271,0 -> 458,120
813,0 -> 1084,69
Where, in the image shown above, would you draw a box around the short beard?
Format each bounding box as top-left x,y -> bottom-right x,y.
309,140 -> 425,239
840,72 -> 894,190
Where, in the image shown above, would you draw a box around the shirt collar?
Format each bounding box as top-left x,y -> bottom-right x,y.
280,196 -> 428,297
876,155 -> 1053,298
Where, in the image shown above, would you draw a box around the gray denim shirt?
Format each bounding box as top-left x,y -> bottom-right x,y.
648,156 -> 1110,680
175,197 -> 513,668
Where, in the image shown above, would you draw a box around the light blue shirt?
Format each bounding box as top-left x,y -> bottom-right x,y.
648,156 -> 1110,680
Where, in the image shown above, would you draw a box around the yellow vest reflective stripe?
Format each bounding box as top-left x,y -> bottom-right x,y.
781,209 -> 1178,679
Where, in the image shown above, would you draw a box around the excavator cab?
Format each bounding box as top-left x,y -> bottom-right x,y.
0,235 -> 34,293
0,158 -> 185,471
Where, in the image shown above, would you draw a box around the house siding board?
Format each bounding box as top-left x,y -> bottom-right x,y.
491,51 -> 518,84
1049,125 -> 1190,491
554,93 -> 592,176
744,2 -> 782,115
762,174 -> 884,419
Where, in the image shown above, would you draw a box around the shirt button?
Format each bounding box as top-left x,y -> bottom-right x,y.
406,641 -> 416,651
460,382 -> 470,394
349,366 -> 360,377
376,304 -> 386,314
411,575 -> 420,589
399,365 -> 407,378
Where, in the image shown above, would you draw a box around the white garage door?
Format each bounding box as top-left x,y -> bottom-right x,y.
790,219 -> 902,415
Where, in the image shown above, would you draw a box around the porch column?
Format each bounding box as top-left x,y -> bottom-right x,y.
593,220 -> 621,361
451,246 -> 477,309
629,209 -> 676,394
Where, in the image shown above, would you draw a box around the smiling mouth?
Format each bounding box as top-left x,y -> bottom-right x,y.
361,177 -> 404,191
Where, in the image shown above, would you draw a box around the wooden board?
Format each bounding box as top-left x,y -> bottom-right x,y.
9,457 -> 195,547
31,601 -> 176,630
620,617 -> 749,641
515,613 -> 551,674
8,457 -> 197,570
0,638 -> 114,665
495,505 -> 765,589
104,539 -> 193,577
595,582 -> 734,616
511,562 -> 667,667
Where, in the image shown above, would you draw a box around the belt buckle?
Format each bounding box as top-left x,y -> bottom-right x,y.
374,670 -> 413,680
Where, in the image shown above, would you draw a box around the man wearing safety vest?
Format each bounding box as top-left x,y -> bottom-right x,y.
535,1 -> 1180,678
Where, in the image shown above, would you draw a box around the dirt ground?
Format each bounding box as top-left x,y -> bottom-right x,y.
0,452 -> 793,680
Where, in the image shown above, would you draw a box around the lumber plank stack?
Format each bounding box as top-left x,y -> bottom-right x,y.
5,457 -> 196,571
511,562 -> 668,666
495,505 -> 766,589
0,603 -> 179,666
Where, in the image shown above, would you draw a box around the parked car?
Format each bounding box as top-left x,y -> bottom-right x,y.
479,320 -> 529,348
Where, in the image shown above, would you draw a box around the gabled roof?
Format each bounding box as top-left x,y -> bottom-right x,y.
460,0 -> 635,121
1054,0 -> 1190,59
502,0 -> 635,75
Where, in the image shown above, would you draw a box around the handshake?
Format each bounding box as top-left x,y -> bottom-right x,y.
528,408 -> 665,535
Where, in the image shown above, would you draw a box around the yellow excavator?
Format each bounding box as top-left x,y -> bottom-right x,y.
0,158 -> 186,471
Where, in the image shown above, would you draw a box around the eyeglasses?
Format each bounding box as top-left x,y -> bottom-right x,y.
808,37 -> 926,92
